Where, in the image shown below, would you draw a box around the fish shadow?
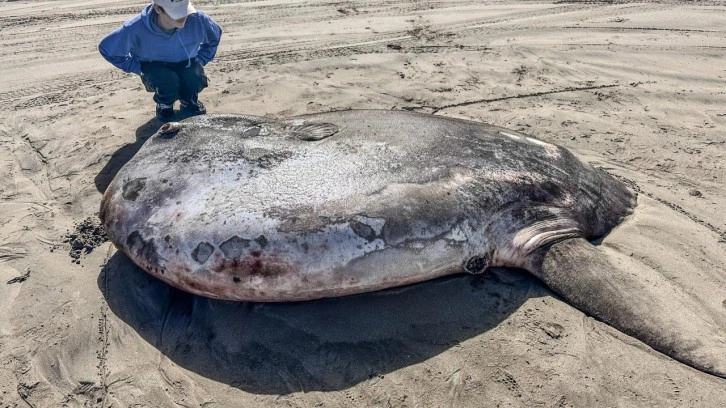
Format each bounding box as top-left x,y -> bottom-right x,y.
100,252 -> 544,394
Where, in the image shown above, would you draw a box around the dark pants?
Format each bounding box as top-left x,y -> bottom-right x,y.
140,59 -> 208,106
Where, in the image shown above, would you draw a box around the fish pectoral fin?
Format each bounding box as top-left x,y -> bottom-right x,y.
531,237 -> 726,379
289,123 -> 339,141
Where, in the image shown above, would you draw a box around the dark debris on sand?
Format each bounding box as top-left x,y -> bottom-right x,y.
7,270 -> 30,285
63,217 -> 108,263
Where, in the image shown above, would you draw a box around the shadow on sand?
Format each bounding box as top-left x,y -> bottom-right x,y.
94,118 -> 159,193
99,252 -> 548,395
94,112 -> 199,193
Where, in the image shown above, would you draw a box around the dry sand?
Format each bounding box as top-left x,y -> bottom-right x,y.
1,0 -> 725,407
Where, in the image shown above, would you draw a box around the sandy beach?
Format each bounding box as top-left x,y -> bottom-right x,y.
1,0 -> 725,406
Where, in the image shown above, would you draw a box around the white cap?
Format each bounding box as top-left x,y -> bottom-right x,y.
153,0 -> 196,20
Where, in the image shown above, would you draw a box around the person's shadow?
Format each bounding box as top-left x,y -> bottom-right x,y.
99,252 -> 545,395
94,118 -> 158,193
94,113 -> 198,193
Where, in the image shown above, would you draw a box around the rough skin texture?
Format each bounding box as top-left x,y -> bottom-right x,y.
100,110 -> 634,301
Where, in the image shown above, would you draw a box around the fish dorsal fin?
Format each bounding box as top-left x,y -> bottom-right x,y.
288,122 -> 339,141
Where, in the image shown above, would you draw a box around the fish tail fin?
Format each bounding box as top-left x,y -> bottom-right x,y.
531,237 -> 726,378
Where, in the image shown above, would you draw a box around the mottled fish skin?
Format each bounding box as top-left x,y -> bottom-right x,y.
100,110 -> 635,301
100,110 -> 726,380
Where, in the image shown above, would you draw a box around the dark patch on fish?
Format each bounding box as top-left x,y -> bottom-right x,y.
211,256 -> 290,278
289,122 -> 339,141
535,180 -> 566,202
191,242 -> 215,264
349,220 -> 377,242
465,255 -> 490,274
249,259 -> 287,278
257,151 -> 293,169
126,231 -> 160,266
220,235 -> 251,258
242,126 -> 261,137
122,178 -> 147,201
255,235 -> 269,248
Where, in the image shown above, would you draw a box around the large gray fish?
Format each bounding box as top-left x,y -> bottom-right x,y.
100,110 -> 725,378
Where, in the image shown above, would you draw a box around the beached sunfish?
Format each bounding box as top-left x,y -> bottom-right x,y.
100,110 -> 726,379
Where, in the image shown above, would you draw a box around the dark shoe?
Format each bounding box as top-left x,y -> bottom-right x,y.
180,99 -> 206,115
156,103 -> 175,122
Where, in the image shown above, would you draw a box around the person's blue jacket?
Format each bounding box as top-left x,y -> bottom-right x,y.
99,5 -> 222,75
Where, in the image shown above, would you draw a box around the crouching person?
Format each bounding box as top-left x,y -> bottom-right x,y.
99,0 -> 222,122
